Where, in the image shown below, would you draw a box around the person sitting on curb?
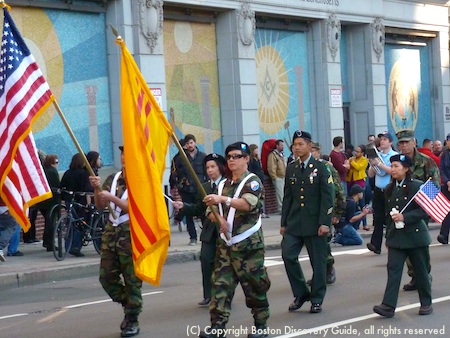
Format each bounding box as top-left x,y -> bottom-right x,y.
334,185 -> 370,246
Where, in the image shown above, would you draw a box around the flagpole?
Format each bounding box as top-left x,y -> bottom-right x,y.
170,132 -> 230,240
399,178 -> 431,214
52,100 -> 116,218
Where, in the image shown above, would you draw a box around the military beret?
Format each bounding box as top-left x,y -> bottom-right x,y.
225,142 -> 250,155
390,154 -> 413,167
396,129 -> 415,142
204,153 -> 226,167
292,130 -> 312,143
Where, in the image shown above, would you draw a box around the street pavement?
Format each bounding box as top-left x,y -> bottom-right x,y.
0,213 -> 441,291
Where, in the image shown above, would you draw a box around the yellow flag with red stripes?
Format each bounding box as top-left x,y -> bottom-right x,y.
117,37 -> 172,286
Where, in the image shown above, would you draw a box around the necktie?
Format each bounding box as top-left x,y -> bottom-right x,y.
301,162 -> 305,173
212,183 -> 217,192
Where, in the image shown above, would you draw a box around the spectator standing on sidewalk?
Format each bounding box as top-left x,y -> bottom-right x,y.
0,197 -> 20,262
249,144 -> 269,218
89,146 -> 142,338
330,136 -> 350,195
267,139 -> 286,214
173,134 -> 206,245
6,223 -> 24,257
199,142 -> 269,338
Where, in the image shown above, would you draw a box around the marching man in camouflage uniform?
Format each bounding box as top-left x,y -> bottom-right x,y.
281,131 -> 334,314
396,129 -> 440,292
199,142 -> 270,338
89,146 -> 142,338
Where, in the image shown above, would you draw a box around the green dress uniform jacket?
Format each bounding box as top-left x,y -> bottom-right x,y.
385,178 -> 431,249
281,157 -> 334,235
281,155 -> 334,305
381,178 -> 432,309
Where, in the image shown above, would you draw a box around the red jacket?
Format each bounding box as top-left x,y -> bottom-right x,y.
417,147 -> 440,167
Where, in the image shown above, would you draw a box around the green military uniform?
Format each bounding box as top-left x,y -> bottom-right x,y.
281,155 -> 334,305
99,172 -> 142,316
179,179 -> 223,300
208,170 -> 270,327
382,178 -> 432,308
324,161 -> 346,268
406,149 -> 439,278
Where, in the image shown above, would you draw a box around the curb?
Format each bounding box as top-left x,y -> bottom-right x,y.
1,225 -> 441,291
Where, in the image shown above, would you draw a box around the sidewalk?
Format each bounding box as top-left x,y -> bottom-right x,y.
0,214 -> 440,290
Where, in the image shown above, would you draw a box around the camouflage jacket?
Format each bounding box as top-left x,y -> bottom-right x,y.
209,170 -> 264,251
324,160 -> 346,218
411,150 -> 440,187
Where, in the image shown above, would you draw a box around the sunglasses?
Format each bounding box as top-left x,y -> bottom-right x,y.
226,154 -> 245,160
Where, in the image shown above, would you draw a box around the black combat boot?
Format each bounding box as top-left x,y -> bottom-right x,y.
248,324 -> 268,338
121,314 -> 140,337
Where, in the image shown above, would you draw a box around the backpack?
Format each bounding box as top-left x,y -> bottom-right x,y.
261,139 -> 277,175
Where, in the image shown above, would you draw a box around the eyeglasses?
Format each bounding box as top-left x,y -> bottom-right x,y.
226,154 -> 245,160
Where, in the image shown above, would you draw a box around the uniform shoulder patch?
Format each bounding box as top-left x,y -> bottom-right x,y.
250,181 -> 260,191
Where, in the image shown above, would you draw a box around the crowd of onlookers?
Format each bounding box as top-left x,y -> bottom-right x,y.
0,150 -> 102,261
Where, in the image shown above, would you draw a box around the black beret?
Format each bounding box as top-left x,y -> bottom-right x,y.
225,142 -> 250,155
292,130 -> 312,143
204,153 -> 226,167
390,154 -> 413,167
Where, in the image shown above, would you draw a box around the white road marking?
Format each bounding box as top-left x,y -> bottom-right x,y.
273,295 -> 450,337
0,291 -> 163,320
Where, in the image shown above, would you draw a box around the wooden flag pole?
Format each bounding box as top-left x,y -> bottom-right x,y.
52,100 -> 116,218
170,132 -> 229,240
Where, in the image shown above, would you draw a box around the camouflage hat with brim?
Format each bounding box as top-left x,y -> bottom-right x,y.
396,129 -> 415,142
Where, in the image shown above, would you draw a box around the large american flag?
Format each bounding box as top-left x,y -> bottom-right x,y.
414,179 -> 450,224
0,8 -> 53,231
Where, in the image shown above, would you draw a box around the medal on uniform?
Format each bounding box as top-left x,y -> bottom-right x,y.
309,168 -> 318,184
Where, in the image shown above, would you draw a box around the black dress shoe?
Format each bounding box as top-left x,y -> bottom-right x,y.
437,234 -> 448,244
373,304 -> 395,318
310,303 -> 322,313
419,305 -> 433,315
403,278 -> 417,291
326,265 -> 336,284
198,298 -> 211,306
288,293 -> 311,312
69,250 -> 85,257
367,243 -> 381,254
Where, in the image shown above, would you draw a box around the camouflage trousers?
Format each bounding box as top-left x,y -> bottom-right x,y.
99,223 -> 142,315
210,243 -> 270,326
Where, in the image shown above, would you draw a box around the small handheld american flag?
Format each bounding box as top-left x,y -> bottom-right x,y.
414,180 -> 450,224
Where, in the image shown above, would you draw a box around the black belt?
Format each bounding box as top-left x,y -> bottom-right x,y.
375,187 -> 385,192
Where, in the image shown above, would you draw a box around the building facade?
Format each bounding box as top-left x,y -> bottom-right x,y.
9,0 -> 450,177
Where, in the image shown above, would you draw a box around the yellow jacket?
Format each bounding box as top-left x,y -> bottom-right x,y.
346,156 -> 368,182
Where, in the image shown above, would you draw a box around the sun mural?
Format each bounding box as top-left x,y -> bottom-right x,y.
10,8 -> 64,132
255,42 -> 290,135
388,59 -> 419,133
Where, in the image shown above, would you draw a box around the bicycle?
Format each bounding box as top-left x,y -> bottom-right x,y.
52,189 -> 106,261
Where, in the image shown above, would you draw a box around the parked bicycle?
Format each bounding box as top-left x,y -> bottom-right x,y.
52,189 -> 106,261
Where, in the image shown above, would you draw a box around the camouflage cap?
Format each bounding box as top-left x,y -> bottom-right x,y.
311,142 -> 321,150
396,129 -> 415,142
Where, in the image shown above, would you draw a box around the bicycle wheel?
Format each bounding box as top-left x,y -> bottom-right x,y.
53,214 -> 73,261
48,203 -> 66,228
92,213 -> 105,254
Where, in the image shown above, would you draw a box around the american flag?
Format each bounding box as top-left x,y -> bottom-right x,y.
414,179 -> 450,224
0,8 -> 53,231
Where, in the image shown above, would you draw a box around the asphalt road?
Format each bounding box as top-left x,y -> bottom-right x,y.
1,239 -> 449,338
